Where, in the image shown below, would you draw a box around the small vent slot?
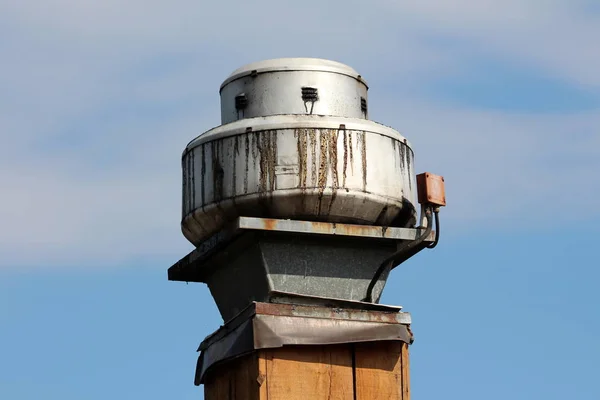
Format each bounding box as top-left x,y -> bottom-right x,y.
235,93 -> 248,110
301,87 -> 319,102
361,97 -> 368,114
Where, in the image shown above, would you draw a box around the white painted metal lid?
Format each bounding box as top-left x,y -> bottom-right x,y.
220,58 -> 367,89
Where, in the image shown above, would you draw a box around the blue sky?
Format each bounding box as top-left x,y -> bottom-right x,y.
1,1 -> 599,399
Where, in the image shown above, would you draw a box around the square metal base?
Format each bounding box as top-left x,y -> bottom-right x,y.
168,217 -> 433,322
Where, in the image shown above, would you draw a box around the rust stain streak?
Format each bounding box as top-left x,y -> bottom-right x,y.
257,130 -> 278,197
232,136 -> 238,197
182,153 -> 187,214
295,128 -> 308,189
342,127 -> 348,188
328,128 -> 339,215
269,130 -> 277,192
244,133 -> 249,193
406,145 -> 413,190
191,150 -> 195,209
309,128 -> 317,187
254,302 -> 403,323
348,130 -> 354,175
359,131 -> 367,191
316,129 -> 329,215
398,140 -> 406,193
251,131 -> 258,171
184,152 -> 190,214
200,144 -> 206,207
220,140 -> 226,200
257,131 -> 267,194
399,141 -> 405,172
184,153 -> 189,213
211,141 -> 224,202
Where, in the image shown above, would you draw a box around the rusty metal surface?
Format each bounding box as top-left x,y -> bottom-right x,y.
417,172 -> 447,207
236,216 -> 435,241
181,115 -> 418,246
252,314 -> 411,348
194,302 -> 413,385
254,301 -> 410,325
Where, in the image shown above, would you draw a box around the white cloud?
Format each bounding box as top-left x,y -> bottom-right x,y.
0,0 -> 598,267
390,0 -> 600,87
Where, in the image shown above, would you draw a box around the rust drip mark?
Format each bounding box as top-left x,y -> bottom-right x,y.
261,218 -> 278,231
399,141 -> 406,171
405,144 -> 412,190
244,133 -> 249,193
257,132 -> 267,194
232,136 -> 239,197
221,140 -> 226,200
251,131 -> 258,171
328,129 -> 339,189
295,129 -> 308,189
183,153 -> 188,213
348,130 -> 354,174
185,153 -> 189,213
342,127 -> 348,188
309,128 -> 317,187
211,141 -> 224,202
257,130 -> 278,196
182,152 -> 189,214
269,130 -> 277,192
391,137 -> 396,151
359,131 -> 367,191
328,128 -> 339,214
398,142 -> 413,190
182,154 -> 187,214
191,149 -> 196,208
316,129 -> 329,215
200,144 -> 206,207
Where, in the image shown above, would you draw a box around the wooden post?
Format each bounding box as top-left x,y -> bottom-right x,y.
204,341 -> 410,400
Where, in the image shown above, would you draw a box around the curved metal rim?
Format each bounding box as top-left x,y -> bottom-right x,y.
184,115 -> 412,154
180,188 -> 417,245
219,58 -> 369,91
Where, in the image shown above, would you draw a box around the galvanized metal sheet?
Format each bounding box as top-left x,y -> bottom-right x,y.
252,314 -> 412,348
194,302 -> 412,385
168,217 -> 434,307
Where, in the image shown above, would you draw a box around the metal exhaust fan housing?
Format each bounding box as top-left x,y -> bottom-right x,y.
170,58 -> 445,322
